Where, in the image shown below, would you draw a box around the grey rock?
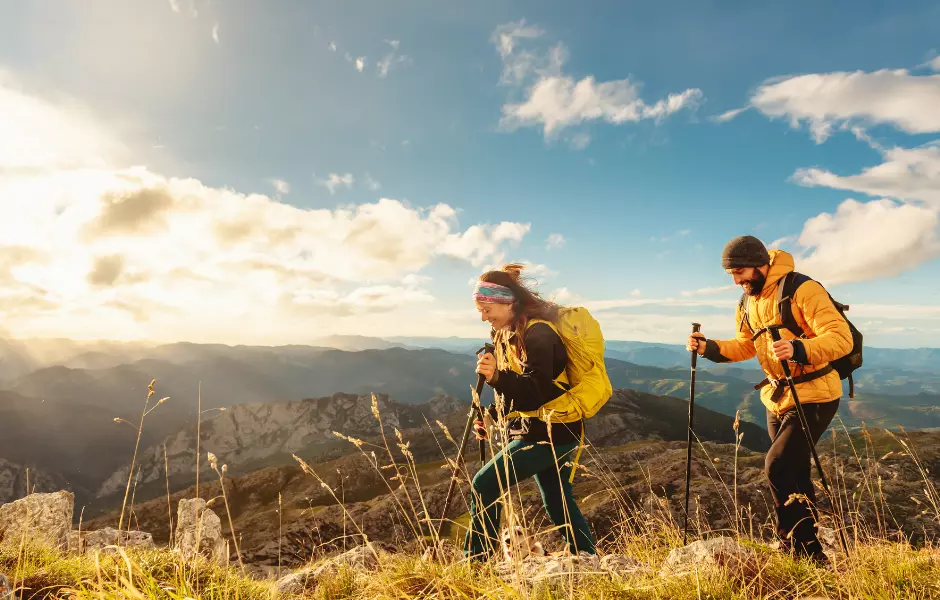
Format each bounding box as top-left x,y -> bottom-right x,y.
69,527 -> 155,554
600,553 -> 647,575
495,552 -> 603,585
660,536 -> 756,577
0,491 -> 73,550
276,544 -> 385,594
174,498 -> 227,565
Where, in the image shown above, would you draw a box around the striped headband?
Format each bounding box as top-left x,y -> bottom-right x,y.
473,281 -> 516,304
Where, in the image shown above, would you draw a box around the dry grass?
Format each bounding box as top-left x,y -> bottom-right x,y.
3,381 -> 940,599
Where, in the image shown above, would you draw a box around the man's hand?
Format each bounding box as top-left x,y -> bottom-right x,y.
476,351 -> 497,383
772,339 -> 794,361
687,332 -> 706,355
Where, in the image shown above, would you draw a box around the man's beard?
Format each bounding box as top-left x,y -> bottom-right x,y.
743,271 -> 767,296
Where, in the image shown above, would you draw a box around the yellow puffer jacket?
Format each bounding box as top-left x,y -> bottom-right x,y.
708,250 -> 853,416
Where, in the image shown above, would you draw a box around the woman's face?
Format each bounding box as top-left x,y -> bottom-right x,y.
475,300 -> 514,330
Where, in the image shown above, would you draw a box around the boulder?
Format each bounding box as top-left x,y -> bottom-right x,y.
660,536 -> 757,577
276,544 -> 385,595
70,527 -> 155,554
600,553 -> 647,576
0,491 -> 73,550
420,539 -> 462,563
494,552 -> 602,585
174,498 -> 228,565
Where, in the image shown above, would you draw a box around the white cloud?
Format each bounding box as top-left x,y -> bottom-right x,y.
711,107 -> 749,123
793,198 -> 940,285
168,0 -> 181,13
629,289 -> 642,297
502,76 -> 703,137
0,68 -> 123,171
364,174 -> 381,191
732,68 -> 940,142
0,72 -> 531,343
317,173 -> 355,194
491,20 -> 547,85
355,57 -> 366,73
550,287 -> 575,304
493,22 -> 703,138
329,42 -> 337,52
377,40 -> 410,78
793,141 -> 940,207
270,179 -> 290,196
546,233 -> 565,249
212,23 -> 220,45
569,132 -> 591,150
439,222 -> 530,267
651,229 -> 692,243
680,285 -> 737,298
726,61 -> 940,288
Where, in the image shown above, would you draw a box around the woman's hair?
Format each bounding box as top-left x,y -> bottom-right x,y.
479,263 -> 560,327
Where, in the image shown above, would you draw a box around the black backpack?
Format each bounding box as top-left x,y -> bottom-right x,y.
739,272 -> 863,397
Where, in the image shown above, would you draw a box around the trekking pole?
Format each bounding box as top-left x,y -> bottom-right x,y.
683,322 -> 701,546
764,324 -> 850,555
436,343 -> 494,538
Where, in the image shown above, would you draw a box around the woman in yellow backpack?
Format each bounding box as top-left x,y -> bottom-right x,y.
465,263 -> 596,561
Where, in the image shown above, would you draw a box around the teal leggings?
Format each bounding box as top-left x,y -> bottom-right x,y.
463,439 -> 596,560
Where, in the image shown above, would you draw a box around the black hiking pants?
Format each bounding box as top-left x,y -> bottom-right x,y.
765,398 -> 840,554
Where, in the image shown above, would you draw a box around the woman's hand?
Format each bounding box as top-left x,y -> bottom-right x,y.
476,351 -> 497,383
473,412 -> 495,440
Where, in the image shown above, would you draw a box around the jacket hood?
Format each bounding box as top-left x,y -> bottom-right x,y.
761,250 -> 795,297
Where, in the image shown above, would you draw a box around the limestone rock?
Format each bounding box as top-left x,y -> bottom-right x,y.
0,491 -> 73,550
660,536 -> 756,577
0,573 -> 11,600
600,553 -> 647,575
70,527 -> 155,554
276,544 -> 385,594
420,539 -> 462,563
174,498 -> 227,565
495,552 -> 603,585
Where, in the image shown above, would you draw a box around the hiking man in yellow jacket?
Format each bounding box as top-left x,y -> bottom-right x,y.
687,235 -> 852,564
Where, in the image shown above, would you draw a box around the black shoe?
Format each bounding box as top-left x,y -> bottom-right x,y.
795,540 -> 830,568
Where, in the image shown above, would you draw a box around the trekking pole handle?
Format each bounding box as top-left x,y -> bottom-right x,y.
475,343 -> 495,464
766,325 -> 794,378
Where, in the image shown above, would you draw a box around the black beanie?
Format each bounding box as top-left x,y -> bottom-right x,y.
722,235 -> 770,269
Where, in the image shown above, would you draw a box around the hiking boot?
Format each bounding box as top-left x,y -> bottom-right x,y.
795,540 -> 830,568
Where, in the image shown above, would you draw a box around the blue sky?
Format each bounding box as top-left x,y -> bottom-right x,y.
1,0 -> 939,348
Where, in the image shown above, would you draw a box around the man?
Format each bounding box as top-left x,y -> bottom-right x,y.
687,235 -> 852,564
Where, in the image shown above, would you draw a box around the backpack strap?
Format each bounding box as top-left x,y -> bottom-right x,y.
777,272 -> 812,338
738,293 -> 754,334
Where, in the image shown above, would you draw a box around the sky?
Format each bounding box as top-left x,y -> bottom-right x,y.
1,0 -> 939,348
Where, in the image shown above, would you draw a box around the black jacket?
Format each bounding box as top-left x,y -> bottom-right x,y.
487,322 -> 583,445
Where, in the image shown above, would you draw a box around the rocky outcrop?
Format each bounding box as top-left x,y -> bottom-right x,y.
0,491 -> 73,550
494,552 -> 648,588
96,393 -> 464,498
174,498 -> 228,565
276,544 -> 386,594
659,537 -> 757,577
0,459 -> 66,504
69,527 -> 155,554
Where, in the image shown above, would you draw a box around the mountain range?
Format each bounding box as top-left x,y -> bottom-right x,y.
1,335 -> 938,518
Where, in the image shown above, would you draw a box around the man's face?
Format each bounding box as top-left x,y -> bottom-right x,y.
727,266 -> 767,296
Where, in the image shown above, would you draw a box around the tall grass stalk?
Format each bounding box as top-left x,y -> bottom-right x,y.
118,379 -> 168,534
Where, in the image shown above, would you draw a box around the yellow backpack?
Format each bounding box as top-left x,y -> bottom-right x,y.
499,306 -> 613,424
496,307 -> 612,482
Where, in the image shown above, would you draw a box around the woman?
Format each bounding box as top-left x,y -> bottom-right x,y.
464,263 -> 596,561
